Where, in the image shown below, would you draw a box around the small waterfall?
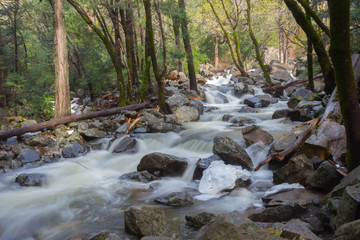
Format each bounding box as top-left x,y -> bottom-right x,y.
182,160 -> 197,183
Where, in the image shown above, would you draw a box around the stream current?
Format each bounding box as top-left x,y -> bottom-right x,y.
0,73 -> 298,240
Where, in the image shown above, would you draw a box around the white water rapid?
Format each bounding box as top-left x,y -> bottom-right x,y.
0,74 -> 298,240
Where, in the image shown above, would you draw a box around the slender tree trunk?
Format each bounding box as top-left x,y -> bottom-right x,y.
214,35 -> 219,68
284,0 -> 335,94
126,2 -> 138,85
329,0 -> 360,171
14,0 -> 19,73
306,0 -> 314,91
178,0 -> 197,92
0,27 -> 6,108
136,0 -> 145,73
143,0 -> 166,111
155,0 -> 167,71
172,15 -> 183,72
53,0 -> 70,118
245,0 -> 271,83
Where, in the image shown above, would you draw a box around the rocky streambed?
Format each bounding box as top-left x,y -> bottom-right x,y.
0,66 -> 358,240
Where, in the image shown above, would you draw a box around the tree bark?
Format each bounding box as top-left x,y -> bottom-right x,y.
214,35 -> 219,68
171,15 -> 183,72
155,0 -> 167,71
0,102 -> 151,140
306,0 -> 314,92
143,0 -> 166,111
14,0 -> 19,73
178,0 -> 197,92
53,0 -> 71,119
0,27 -> 6,108
245,0 -> 271,83
284,0 -> 335,94
329,0 -> 360,171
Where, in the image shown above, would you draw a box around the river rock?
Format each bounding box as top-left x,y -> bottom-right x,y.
165,93 -> 190,113
155,192 -> 193,207
271,62 -> 292,81
120,171 -> 160,183
256,95 -> 278,104
334,219 -> 360,240
15,173 -> 46,187
222,114 -> 233,122
62,143 -> 88,158
189,100 -> 204,115
137,152 -> 188,177
305,161 -> 343,192
90,231 -> 128,240
272,109 -> 300,121
287,88 -> 315,108
234,83 -> 254,97
125,205 -> 167,237
238,76 -> 255,85
147,121 -> 184,133
238,106 -> 257,113
257,219 -> 322,240
248,204 -> 302,223
185,212 -> 217,229
78,128 -> 106,140
242,126 -> 274,147
16,149 -> 41,163
112,137 -> 137,154
121,110 -> 138,119
306,119 -> 346,161
230,116 -> 256,126
198,63 -> 214,77
141,237 -> 171,240
173,106 -> 200,123
213,136 -> 253,170
166,70 -> 178,80
21,119 -> 37,128
331,183 -> 360,230
193,155 -> 221,180
141,112 -> 161,123
269,133 -> 297,154
273,154 -> 314,185
244,96 -> 270,108
194,211 -> 283,240
330,165 -> 360,197
198,161 -> 251,195
295,142 -> 332,162
25,136 -> 55,147
116,123 -> 131,134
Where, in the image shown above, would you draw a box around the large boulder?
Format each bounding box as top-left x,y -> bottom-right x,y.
244,97 -> 270,108
194,211 -> 284,240
137,152 -> 188,177
124,205 -> 167,237
271,62 -> 292,81
154,192 -> 193,207
242,126 -> 274,147
272,109 -> 300,121
165,93 -> 190,113
198,161 -> 251,195
287,88 -> 315,108
305,161 -> 343,192
213,136 -> 253,170
189,100 -> 204,115
173,106 -> 200,123
15,173 -> 47,187
330,165 -> 360,197
334,219 -> 360,240
273,154 -> 314,185
62,143 -> 88,158
111,137 -> 138,154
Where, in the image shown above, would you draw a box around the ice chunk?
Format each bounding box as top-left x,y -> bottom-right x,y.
198,161 -> 251,195
264,183 -> 304,197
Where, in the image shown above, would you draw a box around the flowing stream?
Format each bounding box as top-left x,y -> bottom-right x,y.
0,74 -> 297,240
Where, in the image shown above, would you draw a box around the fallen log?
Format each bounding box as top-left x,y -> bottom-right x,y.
255,118 -> 320,171
0,102 -> 152,140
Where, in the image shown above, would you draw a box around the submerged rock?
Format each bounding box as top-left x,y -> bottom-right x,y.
155,192 -> 193,207
198,161 -> 251,195
242,126 -> 274,147
244,96 -> 270,108
125,205 -> 167,237
119,171 -> 160,183
213,136 -> 253,170
137,152 -> 188,177
15,173 -> 46,187
112,136 -> 138,154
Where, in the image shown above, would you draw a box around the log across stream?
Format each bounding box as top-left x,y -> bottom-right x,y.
0,74 -> 302,240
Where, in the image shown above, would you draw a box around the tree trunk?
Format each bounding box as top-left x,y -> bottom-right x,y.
172,15 -> 183,72
126,2 -> 138,86
214,35 -> 219,68
14,0 -> 19,73
0,102 -> 151,140
284,0 -> 335,94
155,0 -> 167,71
178,0 -> 197,92
0,27 -> 6,108
143,0 -> 166,111
306,0 -> 314,92
53,0 -> 71,119
329,0 -> 360,171
245,0 -> 271,83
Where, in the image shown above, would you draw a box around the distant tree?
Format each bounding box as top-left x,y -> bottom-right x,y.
329,0 -> 360,171
0,27 -> 6,108
53,0 -> 70,118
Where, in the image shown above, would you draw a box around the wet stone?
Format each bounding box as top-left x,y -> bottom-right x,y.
193,155 -> 221,180
15,173 -> 47,187
16,149 -> 41,163
154,192 -> 194,207
185,212 -> 217,229
112,137 -> 138,153
62,143 -> 88,158
119,171 -> 160,183
89,231 -> 128,240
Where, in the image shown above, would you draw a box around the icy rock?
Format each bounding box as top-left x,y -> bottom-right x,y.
198,161 -> 251,195
264,183 -> 305,197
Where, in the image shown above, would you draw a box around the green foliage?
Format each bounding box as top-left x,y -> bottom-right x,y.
21,93 -> 54,120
